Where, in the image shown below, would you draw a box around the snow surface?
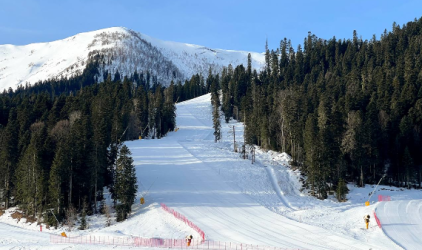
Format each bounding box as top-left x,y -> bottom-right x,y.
0,27 -> 265,91
0,28 -> 118,90
376,200 -> 422,250
1,93 -> 422,249
139,32 -> 265,81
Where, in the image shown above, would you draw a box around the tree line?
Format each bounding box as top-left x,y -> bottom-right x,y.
7,58 -> 206,105
0,61 -> 204,226
217,18 -> 422,199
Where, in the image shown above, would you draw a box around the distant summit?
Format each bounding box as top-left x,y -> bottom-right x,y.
0,27 -> 265,91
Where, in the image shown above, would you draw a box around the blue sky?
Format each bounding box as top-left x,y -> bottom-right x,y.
0,0 -> 421,52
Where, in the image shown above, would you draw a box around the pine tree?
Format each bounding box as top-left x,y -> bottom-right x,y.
49,120 -> 71,216
162,86 -> 176,134
137,86 -> 149,138
147,92 -> 156,139
212,104 -> 221,143
91,97 -> 111,213
49,144 -> 68,216
211,75 -> 221,142
114,145 -> 137,221
303,114 -> 319,196
79,200 -> 88,230
401,147 -> 414,189
15,122 -> 47,217
151,88 -> 164,138
336,179 -> 349,202
0,108 -> 19,208
206,67 -> 214,93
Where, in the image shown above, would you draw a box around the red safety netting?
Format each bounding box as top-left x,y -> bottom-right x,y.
50,235 -> 300,250
161,203 -> 205,241
373,211 -> 382,228
50,204 -> 306,249
378,195 -> 391,202
50,235 -> 204,248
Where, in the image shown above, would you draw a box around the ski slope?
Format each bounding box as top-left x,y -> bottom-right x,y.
125,94 -> 384,250
1,93 -> 420,249
376,200 -> 422,250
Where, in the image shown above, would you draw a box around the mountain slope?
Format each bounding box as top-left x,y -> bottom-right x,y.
0,93 -> 411,249
0,27 -> 265,91
123,94 -> 391,249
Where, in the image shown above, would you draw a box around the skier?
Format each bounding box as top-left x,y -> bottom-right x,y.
186,235 -> 193,246
364,214 -> 370,229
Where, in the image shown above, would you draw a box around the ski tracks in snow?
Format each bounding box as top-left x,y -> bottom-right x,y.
130,95 -> 379,249
174,140 -> 361,249
376,200 -> 422,250
265,165 -> 296,210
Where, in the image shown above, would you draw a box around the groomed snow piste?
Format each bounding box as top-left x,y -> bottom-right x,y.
1,93 -> 422,249
376,200 -> 422,249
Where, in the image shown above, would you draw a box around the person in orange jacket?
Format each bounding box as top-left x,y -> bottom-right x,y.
364,215 -> 370,229
186,235 -> 193,246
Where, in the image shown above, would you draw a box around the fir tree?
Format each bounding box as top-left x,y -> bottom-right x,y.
79,200 -> 88,230
114,145 -> 137,221
211,75 -> 221,142
15,122 -> 48,216
0,108 -> 19,208
217,18 -> 422,194
336,179 -> 349,202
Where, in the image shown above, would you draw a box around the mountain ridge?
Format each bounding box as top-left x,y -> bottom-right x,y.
0,27 -> 265,91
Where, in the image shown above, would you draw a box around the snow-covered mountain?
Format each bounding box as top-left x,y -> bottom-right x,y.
0,27 -> 265,91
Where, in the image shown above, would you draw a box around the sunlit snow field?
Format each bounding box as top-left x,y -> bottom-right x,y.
1,93 -> 422,249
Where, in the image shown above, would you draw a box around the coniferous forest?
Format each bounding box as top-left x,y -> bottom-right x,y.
0,60 -> 206,226
2,17 -> 422,224
217,19 -> 422,198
